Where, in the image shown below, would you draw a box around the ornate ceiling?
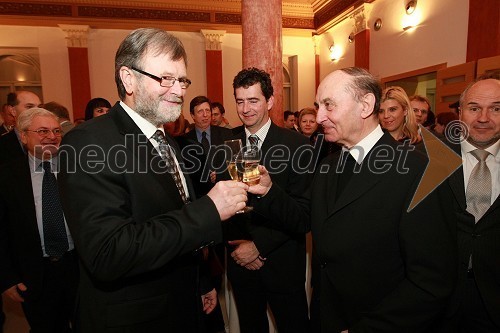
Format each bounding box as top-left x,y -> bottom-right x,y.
0,0 -> 373,35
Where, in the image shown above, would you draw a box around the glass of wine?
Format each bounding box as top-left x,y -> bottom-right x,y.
224,139 -> 243,183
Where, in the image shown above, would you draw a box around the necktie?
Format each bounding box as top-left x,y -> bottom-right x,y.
201,131 -> 210,154
248,134 -> 259,148
466,149 -> 492,222
42,161 -> 69,256
151,130 -> 189,204
336,151 -> 356,199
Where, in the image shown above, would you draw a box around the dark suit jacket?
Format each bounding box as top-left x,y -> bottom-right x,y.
0,157 -> 54,298
223,123 -> 312,292
0,130 -> 25,165
58,103 -> 224,333
444,142 -> 500,328
310,132 -> 456,332
182,125 -> 232,197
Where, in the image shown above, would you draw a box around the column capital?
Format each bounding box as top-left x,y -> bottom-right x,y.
58,24 -> 90,47
350,4 -> 371,35
200,30 -> 226,51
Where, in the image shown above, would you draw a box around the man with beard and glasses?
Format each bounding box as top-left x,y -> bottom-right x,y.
58,28 -> 248,333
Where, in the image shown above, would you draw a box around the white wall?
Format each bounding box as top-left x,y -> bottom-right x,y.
317,0 -> 469,80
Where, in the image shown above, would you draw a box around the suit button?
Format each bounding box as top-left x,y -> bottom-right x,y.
320,262 -> 327,269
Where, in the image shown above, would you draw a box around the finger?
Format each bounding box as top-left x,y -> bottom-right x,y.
228,239 -> 245,246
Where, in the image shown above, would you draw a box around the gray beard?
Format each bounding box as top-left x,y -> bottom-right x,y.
135,94 -> 182,127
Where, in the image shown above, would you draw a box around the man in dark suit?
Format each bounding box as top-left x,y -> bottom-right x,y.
0,107 -> 78,333
441,72 -> 500,332
0,103 -> 15,136
309,67 -> 455,332
0,91 -> 42,165
222,67 -> 312,333
183,95 -> 232,197
58,28 -> 247,333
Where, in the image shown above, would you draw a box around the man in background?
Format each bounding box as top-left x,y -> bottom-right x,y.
0,104 -> 15,136
441,72 -> 500,332
0,108 -> 78,333
211,102 -> 232,129
0,91 -> 42,165
223,67 -> 311,333
283,110 -> 297,130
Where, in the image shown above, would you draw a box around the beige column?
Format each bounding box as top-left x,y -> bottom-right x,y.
58,24 -> 91,119
242,0 -> 283,126
351,6 -> 370,70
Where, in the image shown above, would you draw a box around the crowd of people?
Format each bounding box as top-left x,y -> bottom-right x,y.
0,27 -> 499,333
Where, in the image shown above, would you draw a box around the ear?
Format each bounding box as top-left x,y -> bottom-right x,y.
20,131 -> 28,146
119,66 -> 135,95
267,95 -> 274,111
360,93 -> 376,119
404,108 -> 408,116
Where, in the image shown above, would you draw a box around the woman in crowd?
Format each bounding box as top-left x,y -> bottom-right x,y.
84,97 -> 111,121
379,86 -> 421,144
298,107 -> 318,138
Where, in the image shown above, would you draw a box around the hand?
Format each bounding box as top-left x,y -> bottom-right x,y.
207,180 -> 248,221
201,288 -> 218,314
247,165 -> 272,197
228,240 -> 260,266
210,170 -> 216,184
244,257 -> 265,270
3,283 -> 26,302
341,330 -> 348,333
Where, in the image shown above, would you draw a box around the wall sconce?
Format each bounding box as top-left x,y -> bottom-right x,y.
329,43 -> 341,61
402,0 -> 419,31
405,0 -> 417,15
348,32 -> 355,43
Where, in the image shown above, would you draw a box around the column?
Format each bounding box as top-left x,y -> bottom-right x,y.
201,30 -> 226,105
242,0 -> 283,126
58,24 -> 91,120
351,6 -> 370,71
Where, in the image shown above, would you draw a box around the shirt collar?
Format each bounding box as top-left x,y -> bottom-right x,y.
120,101 -> 164,139
245,118 -> 272,144
347,125 -> 384,164
461,138 -> 500,159
195,126 -> 211,140
28,153 -> 57,172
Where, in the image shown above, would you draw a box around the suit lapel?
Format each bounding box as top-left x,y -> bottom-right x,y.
111,106 -> 184,206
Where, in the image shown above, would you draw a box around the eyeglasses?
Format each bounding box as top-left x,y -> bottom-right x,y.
131,67 -> 191,89
25,128 -> 63,137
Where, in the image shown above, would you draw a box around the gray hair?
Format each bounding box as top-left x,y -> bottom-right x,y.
340,67 -> 382,114
17,107 -> 59,132
115,28 -> 188,100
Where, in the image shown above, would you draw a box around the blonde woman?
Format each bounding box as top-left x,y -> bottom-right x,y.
379,86 -> 421,144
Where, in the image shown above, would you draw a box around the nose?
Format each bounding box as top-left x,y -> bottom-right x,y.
477,109 -> 490,122
316,106 -> 325,124
170,80 -> 185,96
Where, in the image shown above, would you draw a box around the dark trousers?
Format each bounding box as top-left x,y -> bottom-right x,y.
21,252 -> 79,333
442,273 -> 500,333
229,267 -> 309,333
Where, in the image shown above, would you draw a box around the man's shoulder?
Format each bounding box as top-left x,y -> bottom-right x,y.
268,122 -> 309,145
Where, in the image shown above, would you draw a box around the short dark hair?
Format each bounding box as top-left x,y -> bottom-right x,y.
85,98 -> 111,120
340,67 -> 382,115
42,101 -> 70,120
190,96 -> 211,114
211,101 -> 225,115
7,92 -> 18,107
284,110 -> 294,120
233,67 -> 273,101
115,28 -> 187,100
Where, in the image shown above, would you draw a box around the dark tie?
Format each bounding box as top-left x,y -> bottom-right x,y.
336,151 -> 356,199
466,149 -> 492,222
201,131 -> 210,154
248,134 -> 259,148
151,130 -> 189,204
42,161 -> 69,256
